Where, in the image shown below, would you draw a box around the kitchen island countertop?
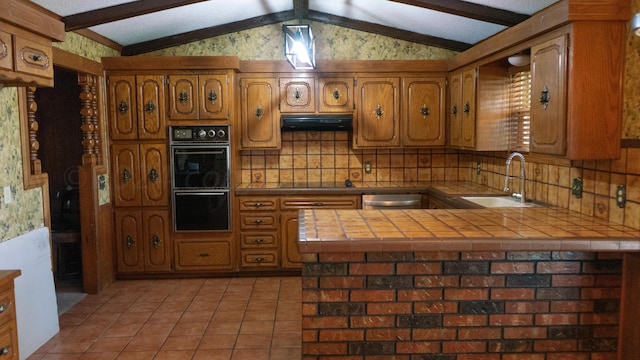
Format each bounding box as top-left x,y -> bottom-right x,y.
297,207 -> 640,253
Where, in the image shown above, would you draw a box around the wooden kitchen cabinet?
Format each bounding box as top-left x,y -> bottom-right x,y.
318,77 -> 353,113
238,196 -> 280,269
108,75 -> 167,140
354,77 -> 400,148
402,77 -> 446,147
449,68 -> 476,149
0,270 -> 20,360
114,210 -> 171,273
530,35 -> 567,156
168,73 -> 230,120
239,77 -> 281,149
174,240 -> 233,271
111,143 -> 168,207
279,76 -> 315,113
280,196 -> 360,269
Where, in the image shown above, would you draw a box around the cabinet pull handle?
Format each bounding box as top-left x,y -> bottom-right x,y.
253,202 -> 264,208
208,90 -> 218,103
373,105 -> 384,119
29,54 -> 42,62
0,346 -> 10,355
121,168 -> 132,183
148,168 -> 159,182
293,88 -> 302,101
0,303 -> 5,313
463,102 -> 470,115
145,100 -> 156,114
253,219 -> 263,224
313,202 -> 325,207
125,235 -> 134,249
539,85 -> 550,110
252,238 -> 265,244
255,106 -> 264,119
0,42 -> 7,59
197,253 -> 210,257
451,105 -> 458,116
118,100 -> 129,115
178,90 -> 189,104
151,235 -> 161,249
421,104 -> 430,117
254,257 -> 265,263
332,89 -> 341,100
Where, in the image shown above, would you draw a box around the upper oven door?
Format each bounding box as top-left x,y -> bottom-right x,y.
171,145 -> 229,189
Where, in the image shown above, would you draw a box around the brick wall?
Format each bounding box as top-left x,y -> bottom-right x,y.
302,251 -> 622,359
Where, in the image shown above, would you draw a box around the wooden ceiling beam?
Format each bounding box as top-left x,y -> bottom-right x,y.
122,10 -> 295,56
308,10 -> 472,52
387,0 -> 529,26
63,0 -> 208,31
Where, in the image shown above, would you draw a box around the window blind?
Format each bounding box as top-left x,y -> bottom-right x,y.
507,68 -> 531,152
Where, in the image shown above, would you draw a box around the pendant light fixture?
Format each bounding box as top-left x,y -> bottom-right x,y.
283,0 -> 316,69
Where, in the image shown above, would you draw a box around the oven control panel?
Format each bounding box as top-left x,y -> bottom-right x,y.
170,126 -> 229,143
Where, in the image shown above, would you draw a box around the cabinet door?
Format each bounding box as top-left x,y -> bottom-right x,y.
199,74 -> 229,119
112,144 -> 141,207
280,76 -> 315,113
281,212 -> 302,269
137,75 -> 166,139
530,35 -> 567,155
143,210 -> 171,272
240,77 -> 281,149
355,77 -> 400,148
448,71 -> 463,148
114,210 -> 144,272
168,75 -> 197,119
108,76 -> 137,140
318,77 -> 353,113
403,77 -> 446,146
0,31 -> 13,71
140,143 -> 168,206
461,68 -> 476,149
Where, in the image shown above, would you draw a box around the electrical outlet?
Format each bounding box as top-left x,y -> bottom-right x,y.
476,161 -> 481,175
616,184 -> 626,208
364,161 -> 372,174
572,178 -> 583,198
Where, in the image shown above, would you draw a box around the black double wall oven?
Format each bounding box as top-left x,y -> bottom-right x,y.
170,126 -> 230,232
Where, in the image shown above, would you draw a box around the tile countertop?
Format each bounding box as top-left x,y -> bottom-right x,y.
297,208 -> 640,253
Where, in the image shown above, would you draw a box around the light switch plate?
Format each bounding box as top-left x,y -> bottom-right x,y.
4,186 -> 12,204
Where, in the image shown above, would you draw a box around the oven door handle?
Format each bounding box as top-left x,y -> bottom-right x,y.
173,150 -> 225,155
175,192 -> 227,196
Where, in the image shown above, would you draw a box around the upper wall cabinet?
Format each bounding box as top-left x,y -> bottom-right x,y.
318,77 -> 354,113
108,75 -> 167,140
402,77 -> 446,147
279,76 -> 315,113
354,77 -> 400,148
448,68 -> 476,149
168,72 -> 231,120
529,23 -> 624,159
0,0 -> 65,87
240,77 -> 281,149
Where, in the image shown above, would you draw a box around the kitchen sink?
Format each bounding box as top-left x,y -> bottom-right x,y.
460,196 -> 542,208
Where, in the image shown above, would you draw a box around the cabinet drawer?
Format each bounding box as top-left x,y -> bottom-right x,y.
13,35 -> 52,79
240,213 -> 277,230
0,31 -> 12,71
280,196 -> 359,210
241,251 -> 278,267
0,290 -> 14,327
241,232 -> 277,248
0,324 -> 17,360
239,198 -> 277,211
175,241 -> 232,270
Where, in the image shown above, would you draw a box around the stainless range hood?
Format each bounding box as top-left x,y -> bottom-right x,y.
281,114 -> 352,131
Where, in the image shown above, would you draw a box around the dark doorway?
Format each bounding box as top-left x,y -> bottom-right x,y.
35,66 -> 84,292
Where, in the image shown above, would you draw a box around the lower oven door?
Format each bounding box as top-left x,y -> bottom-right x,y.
173,191 -> 230,231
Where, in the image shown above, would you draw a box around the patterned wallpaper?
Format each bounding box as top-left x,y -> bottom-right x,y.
146,21 -> 457,60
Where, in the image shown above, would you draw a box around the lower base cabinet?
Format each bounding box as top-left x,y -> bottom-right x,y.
0,270 -> 20,360
114,209 -> 171,273
174,240 -> 233,271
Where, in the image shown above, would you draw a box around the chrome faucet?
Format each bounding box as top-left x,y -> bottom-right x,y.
503,152 -> 526,203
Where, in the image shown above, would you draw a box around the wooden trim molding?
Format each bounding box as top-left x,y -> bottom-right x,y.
78,73 -> 103,165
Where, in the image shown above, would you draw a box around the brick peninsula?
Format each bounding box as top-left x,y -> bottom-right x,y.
297,207 -> 640,360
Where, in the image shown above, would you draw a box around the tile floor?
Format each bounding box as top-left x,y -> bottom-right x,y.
29,276 -> 302,360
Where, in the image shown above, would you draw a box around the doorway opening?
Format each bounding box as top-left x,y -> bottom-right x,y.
35,66 -> 84,298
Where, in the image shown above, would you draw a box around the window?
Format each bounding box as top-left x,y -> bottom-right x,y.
507,68 -> 531,152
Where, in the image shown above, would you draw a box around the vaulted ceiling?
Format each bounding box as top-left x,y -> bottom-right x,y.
30,0 -> 559,56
